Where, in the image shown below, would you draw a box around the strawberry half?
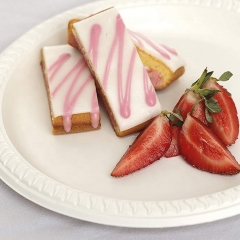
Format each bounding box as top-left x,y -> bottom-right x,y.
164,126 -> 181,157
203,78 -> 239,145
165,90 -> 208,158
111,114 -> 171,177
179,114 -> 240,175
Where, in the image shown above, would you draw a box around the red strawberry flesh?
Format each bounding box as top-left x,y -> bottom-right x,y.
164,126 -> 181,157
203,79 -> 239,146
179,114 -> 240,175
165,90 -> 208,158
111,114 -> 171,177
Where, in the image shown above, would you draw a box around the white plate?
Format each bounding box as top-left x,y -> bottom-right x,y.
1,0 -> 240,228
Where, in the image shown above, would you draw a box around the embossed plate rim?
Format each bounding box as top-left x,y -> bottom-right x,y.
1,0 -> 240,228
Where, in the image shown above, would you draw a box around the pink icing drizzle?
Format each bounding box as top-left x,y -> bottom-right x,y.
89,24 -> 102,128
103,28 -> 117,89
49,53 -> 70,82
160,44 -> 178,56
89,24 -> 101,68
51,58 -> 85,98
48,53 -> 99,132
116,14 -> 134,118
88,14 -> 157,119
128,30 -> 171,60
63,73 -> 93,132
118,48 -> 136,118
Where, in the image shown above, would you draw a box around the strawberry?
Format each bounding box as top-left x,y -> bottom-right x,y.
164,91 -> 200,158
165,95 -> 208,158
179,114 -> 240,175
111,113 -> 171,177
203,78 -> 239,145
165,70 -> 210,158
164,126 -> 181,157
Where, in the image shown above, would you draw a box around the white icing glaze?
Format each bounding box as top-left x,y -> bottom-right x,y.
73,7 -> 162,132
42,45 -> 99,129
129,30 -> 185,72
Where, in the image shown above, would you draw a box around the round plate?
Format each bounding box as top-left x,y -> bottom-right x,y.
1,0 -> 240,228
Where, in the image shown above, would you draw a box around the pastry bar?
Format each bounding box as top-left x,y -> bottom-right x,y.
70,7 -> 162,137
41,44 -> 100,134
68,17 -> 185,90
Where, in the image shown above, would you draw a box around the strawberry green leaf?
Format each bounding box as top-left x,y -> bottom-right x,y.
218,71 -> 233,81
167,114 -> 176,122
172,109 -> 184,126
205,108 -> 213,123
171,112 -> 183,122
191,68 -> 208,90
200,71 -> 214,87
197,88 -> 221,98
161,110 -> 183,124
205,97 -> 222,113
191,69 -> 214,91
173,120 -> 184,127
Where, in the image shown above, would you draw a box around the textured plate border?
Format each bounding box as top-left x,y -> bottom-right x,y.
1,0 -> 240,228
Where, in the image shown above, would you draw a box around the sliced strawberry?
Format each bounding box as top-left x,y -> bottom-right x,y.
111,114 -> 171,177
191,98 -> 208,125
203,79 -> 239,146
164,126 -> 181,157
165,90 -> 208,158
179,114 -> 240,175
174,91 -> 202,120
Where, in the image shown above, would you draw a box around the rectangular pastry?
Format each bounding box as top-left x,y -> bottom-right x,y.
41,44 -> 100,134
68,18 -> 185,91
70,7 -> 162,137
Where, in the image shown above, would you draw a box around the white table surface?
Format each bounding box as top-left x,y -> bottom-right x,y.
1,0 -> 240,239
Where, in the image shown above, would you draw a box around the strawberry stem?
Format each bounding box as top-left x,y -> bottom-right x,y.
191,68 -> 214,93
189,68 -> 227,123
161,110 -> 183,126
191,68 -> 208,92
